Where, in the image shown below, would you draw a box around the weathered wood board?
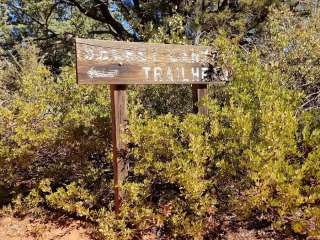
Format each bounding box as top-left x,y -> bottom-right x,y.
76,38 -> 219,85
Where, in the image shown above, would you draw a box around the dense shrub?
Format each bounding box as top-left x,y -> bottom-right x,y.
0,46 -> 112,203
118,37 -> 320,238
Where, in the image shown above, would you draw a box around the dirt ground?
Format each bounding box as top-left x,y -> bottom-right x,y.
0,215 -> 92,240
0,215 -> 262,240
0,214 -> 260,240
0,213 -> 318,240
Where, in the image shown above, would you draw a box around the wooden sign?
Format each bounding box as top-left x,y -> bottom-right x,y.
75,38 -> 224,214
76,38 -> 219,85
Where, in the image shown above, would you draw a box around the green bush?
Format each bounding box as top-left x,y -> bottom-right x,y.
116,37 -> 320,238
207,37 -> 320,237
123,112 -> 215,239
0,45 -> 112,202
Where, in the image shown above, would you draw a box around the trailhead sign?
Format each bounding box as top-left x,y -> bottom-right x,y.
75,38 -> 221,213
76,38 -> 216,84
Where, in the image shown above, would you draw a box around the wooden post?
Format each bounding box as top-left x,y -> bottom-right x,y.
110,84 -> 128,213
192,84 -> 208,115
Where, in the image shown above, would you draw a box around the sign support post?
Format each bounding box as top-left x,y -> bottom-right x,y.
110,84 -> 128,213
192,84 -> 208,115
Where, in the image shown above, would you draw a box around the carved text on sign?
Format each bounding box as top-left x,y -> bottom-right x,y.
81,47 -> 210,64
76,38 -> 221,84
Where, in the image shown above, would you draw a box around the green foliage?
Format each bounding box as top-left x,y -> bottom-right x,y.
208,36 -> 320,237
0,45 -> 112,200
113,34 -> 319,238
124,113 -> 215,239
265,6 -> 320,110
45,181 -> 96,218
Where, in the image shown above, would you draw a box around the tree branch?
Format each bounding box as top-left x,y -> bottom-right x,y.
66,0 -> 137,40
95,0 -> 136,40
65,0 -> 106,22
45,2 -> 60,27
299,90 -> 320,109
133,0 -> 140,10
9,3 -> 58,38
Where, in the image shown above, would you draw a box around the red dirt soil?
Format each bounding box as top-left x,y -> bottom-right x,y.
0,216 -> 92,240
